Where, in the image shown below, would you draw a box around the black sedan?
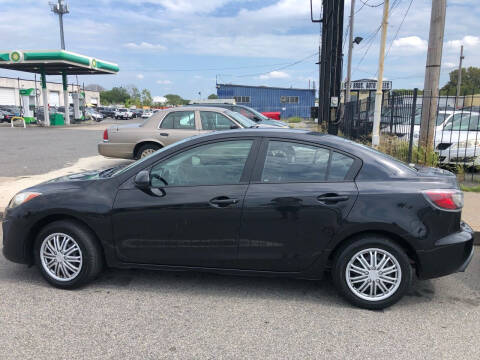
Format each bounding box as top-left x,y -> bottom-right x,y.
2,129 -> 474,309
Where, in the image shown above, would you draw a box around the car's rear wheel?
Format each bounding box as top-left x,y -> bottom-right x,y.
34,220 -> 103,289
332,236 -> 412,310
136,143 -> 160,159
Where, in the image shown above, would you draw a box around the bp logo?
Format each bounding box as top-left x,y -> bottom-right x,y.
91,59 -> 97,68
10,51 -> 22,62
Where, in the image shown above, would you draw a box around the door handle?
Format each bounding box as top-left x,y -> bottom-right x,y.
317,194 -> 349,204
160,133 -> 169,136
209,197 -> 239,207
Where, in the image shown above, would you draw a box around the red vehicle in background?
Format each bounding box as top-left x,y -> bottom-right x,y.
261,111 -> 281,120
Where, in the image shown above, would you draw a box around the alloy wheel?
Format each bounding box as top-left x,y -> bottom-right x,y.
40,233 -> 83,282
141,148 -> 156,158
345,248 -> 402,302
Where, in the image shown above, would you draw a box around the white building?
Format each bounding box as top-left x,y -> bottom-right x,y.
0,76 -> 100,107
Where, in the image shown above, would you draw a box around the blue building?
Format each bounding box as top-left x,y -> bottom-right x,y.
216,83 -> 315,119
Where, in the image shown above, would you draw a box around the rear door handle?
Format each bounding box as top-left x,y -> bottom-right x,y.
160,133 -> 169,136
317,194 -> 349,203
209,197 -> 239,207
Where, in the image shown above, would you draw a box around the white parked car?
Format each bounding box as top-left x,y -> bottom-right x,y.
141,110 -> 153,119
435,112 -> 480,166
86,108 -> 104,122
115,108 -> 133,120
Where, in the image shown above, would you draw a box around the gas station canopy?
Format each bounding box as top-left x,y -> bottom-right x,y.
0,49 -> 119,75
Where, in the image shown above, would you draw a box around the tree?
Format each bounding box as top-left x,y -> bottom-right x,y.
100,87 -> 130,105
208,93 -> 219,99
141,89 -> 153,107
164,94 -> 188,106
441,66 -> 480,95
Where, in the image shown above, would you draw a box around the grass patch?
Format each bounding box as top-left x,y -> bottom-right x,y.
378,135 -> 439,167
460,184 -> 480,192
286,117 -> 303,123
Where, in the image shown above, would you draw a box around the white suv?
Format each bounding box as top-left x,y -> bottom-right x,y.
115,108 -> 133,120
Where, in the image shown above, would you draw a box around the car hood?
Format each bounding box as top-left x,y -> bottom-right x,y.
45,170 -> 105,183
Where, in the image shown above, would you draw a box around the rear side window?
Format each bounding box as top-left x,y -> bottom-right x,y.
200,111 -> 236,130
261,141 -> 354,183
160,111 -> 196,129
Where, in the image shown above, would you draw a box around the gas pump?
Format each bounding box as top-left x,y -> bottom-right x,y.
19,88 -> 36,123
72,92 -> 81,120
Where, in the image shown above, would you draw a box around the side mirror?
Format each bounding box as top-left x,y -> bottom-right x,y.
230,124 -> 240,129
253,116 -> 261,122
134,170 -> 150,189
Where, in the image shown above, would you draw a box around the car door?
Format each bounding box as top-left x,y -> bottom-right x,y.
157,110 -> 200,145
238,139 -> 359,272
112,138 -> 259,268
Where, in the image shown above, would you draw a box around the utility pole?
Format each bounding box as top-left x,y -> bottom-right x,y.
345,0 -> 356,104
50,0 -> 69,49
419,0 -> 446,152
372,0 -> 389,148
455,45 -> 464,108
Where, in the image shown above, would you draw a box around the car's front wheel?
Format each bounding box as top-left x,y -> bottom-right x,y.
332,236 -> 412,310
34,220 -> 103,289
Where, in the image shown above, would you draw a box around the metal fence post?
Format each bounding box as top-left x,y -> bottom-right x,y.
390,93 -> 395,133
407,88 -> 418,163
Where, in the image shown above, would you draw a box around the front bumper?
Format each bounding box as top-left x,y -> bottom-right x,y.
416,222 -> 474,279
2,212 -> 31,265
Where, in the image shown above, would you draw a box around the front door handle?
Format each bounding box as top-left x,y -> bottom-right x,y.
317,194 -> 349,204
209,197 -> 239,208
160,133 -> 169,136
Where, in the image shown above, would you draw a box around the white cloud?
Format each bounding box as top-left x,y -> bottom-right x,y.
123,42 -> 167,51
153,96 -> 168,103
259,71 -> 290,79
446,35 -> 480,50
156,79 -> 172,85
391,36 -> 428,55
136,74 -> 144,79
443,62 -> 457,69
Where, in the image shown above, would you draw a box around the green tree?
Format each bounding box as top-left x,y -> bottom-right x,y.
164,94 -> 188,106
208,93 -> 219,99
441,66 -> 480,95
100,87 -> 130,105
141,89 -> 153,106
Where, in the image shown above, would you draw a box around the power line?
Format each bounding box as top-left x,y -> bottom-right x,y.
122,62 -> 294,72
359,0 -> 384,8
384,0 -> 414,59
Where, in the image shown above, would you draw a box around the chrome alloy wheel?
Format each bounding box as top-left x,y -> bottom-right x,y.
346,248 -> 402,302
40,233 -> 83,282
141,148 -> 156,158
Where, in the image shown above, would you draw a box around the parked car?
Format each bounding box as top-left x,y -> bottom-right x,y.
115,108 -> 133,120
99,107 -> 116,118
262,111 -> 281,120
85,107 -> 104,122
3,129 -> 473,309
435,112 -> 480,166
57,106 -> 75,120
131,109 -> 143,118
99,106 -> 275,159
141,110 -> 153,119
187,102 -> 289,128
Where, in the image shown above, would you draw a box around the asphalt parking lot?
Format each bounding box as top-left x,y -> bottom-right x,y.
0,226 -> 479,359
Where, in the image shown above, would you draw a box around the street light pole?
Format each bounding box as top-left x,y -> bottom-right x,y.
455,45 -> 464,109
345,0 -> 355,104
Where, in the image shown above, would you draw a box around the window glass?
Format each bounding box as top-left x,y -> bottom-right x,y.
200,111 -> 235,130
261,141 -> 330,183
225,110 -> 256,128
160,111 -> 196,129
150,140 -> 253,187
329,152 -> 355,181
233,106 -> 254,120
444,114 -> 480,131
234,96 -> 250,103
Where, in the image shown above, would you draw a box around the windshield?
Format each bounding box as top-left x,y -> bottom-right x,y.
244,106 -> 268,120
444,114 -> 480,131
119,109 -> 126,112
226,110 -> 257,128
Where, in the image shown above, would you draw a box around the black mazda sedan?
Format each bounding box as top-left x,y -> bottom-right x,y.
2,129 -> 474,309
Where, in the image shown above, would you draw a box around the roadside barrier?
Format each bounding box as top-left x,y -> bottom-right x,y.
10,116 -> 26,128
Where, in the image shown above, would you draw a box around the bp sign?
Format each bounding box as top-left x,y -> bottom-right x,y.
10,51 -> 22,62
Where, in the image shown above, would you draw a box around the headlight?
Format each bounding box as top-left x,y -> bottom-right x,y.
451,139 -> 480,149
7,192 -> 41,209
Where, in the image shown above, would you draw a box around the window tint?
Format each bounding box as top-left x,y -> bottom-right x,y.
151,140 -> 253,187
200,111 -> 236,130
261,141 -> 330,183
160,111 -> 196,129
233,106 -> 254,119
329,152 -> 355,180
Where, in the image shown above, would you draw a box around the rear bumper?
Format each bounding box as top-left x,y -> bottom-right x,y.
416,222 -> 474,279
98,142 -> 135,159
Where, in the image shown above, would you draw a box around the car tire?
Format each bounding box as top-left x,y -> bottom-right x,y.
332,236 -> 412,310
34,220 -> 103,289
136,143 -> 160,159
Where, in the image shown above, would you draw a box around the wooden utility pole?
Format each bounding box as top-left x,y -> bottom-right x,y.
419,0 -> 447,152
371,0 -> 389,148
345,0 -> 356,103
455,45 -> 464,108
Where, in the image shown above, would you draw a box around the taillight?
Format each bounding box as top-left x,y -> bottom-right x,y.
422,189 -> 463,211
103,129 -> 109,141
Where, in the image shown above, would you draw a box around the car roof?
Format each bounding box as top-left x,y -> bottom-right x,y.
164,106 -> 230,112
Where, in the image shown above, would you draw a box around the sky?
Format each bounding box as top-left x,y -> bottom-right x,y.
0,0 -> 479,100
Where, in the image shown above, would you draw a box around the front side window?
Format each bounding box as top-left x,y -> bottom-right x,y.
261,141 -> 354,183
160,111 -> 196,129
444,114 -> 480,131
200,111 -> 236,130
151,140 -> 253,187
